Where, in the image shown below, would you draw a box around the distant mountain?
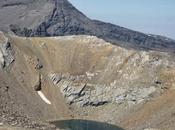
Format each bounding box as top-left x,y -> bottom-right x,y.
0,0 -> 175,52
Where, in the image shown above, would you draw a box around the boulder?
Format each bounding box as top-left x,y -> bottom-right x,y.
35,62 -> 43,70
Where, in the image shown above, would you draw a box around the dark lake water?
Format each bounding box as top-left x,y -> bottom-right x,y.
51,119 -> 124,130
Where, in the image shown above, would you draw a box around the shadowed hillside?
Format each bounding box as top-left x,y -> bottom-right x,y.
0,0 -> 175,52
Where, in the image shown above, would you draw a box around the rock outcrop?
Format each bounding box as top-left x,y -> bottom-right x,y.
49,73 -> 161,107
0,0 -> 175,52
34,74 -> 42,91
0,32 -> 175,129
43,36 -> 175,109
0,32 -> 14,68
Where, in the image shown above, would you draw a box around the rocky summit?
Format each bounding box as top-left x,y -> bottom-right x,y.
0,0 -> 175,52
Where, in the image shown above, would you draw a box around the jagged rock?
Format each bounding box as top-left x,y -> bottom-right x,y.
68,84 -> 86,97
0,49 -> 5,68
49,73 -> 86,85
0,0 -> 175,52
0,32 -> 14,68
50,74 -> 62,85
115,86 -> 157,106
61,73 -> 86,82
60,82 -> 86,105
59,81 -> 111,107
116,95 -> 126,104
49,73 -> 159,107
81,100 -> 109,107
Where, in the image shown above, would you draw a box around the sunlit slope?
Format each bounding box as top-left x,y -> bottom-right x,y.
1,32 -> 175,129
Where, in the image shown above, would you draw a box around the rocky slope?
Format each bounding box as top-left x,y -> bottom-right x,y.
0,0 -> 175,52
1,31 -> 175,130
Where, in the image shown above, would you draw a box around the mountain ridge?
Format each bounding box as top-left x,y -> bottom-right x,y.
0,0 -> 175,52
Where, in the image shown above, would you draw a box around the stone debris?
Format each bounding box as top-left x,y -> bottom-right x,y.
86,72 -> 98,79
49,73 -> 86,85
49,73 -> 159,107
50,74 -> 62,85
0,100 -> 55,130
49,74 -> 110,107
115,86 -> 157,106
60,82 -> 87,105
81,100 -> 109,107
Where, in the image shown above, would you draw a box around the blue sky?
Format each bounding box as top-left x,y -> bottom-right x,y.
69,0 -> 175,39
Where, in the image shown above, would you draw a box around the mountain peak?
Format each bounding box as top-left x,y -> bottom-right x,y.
0,0 -> 175,52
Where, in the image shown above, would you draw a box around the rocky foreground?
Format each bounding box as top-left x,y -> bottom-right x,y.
0,31 -> 175,130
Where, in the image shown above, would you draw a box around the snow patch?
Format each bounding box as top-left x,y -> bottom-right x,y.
37,91 -> 51,105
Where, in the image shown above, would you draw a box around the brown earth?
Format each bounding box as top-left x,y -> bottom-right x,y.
0,32 -> 175,130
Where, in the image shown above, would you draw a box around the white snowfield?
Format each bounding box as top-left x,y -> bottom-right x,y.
37,91 -> 51,105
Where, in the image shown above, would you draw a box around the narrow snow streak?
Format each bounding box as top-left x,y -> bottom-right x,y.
37,91 -> 51,105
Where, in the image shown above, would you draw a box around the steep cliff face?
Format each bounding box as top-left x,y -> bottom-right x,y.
0,0 -> 175,52
1,32 -> 175,130
0,0 -> 54,33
